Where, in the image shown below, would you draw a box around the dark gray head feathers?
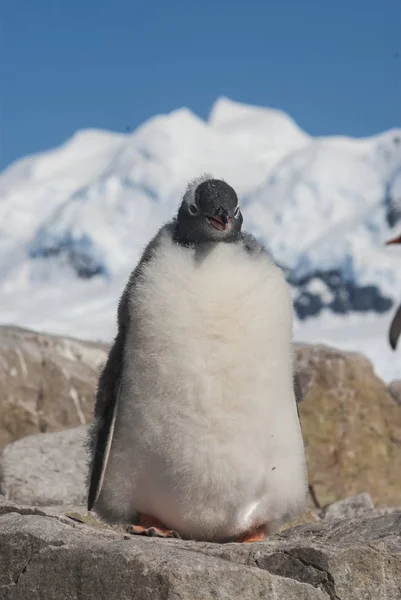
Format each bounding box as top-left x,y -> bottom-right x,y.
175,176 -> 243,245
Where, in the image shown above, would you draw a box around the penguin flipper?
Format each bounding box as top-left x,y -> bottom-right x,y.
389,304 -> 401,350
87,333 -> 124,511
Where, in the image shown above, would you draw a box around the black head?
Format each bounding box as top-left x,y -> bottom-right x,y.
175,176 -> 243,245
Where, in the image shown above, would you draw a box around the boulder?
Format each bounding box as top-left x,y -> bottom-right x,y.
319,493 -> 401,521
0,426 -> 87,506
295,344 -> 401,508
0,495 -> 400,600
0,326 -> 107,448
320,492 -> 374,520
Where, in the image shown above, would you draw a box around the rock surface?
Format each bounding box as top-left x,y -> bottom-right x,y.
320,492 -> 374,520
0,326 -> 107,448
0,426 -> 87,506
295,343 -> 401,508
319,493 -> 401,521
0,495 -> 400,600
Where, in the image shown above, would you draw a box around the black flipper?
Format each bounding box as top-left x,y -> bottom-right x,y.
87,334 -> 124,511
389,304 -> 401,350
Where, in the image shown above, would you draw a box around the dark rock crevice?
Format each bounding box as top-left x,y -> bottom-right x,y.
11,550 -> 36,588
254,549 -> 339,600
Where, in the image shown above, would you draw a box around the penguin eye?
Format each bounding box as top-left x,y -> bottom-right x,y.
234,206 -> 240,218
189,204 -> 198,215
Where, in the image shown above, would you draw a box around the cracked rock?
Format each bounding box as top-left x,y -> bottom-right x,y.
0,496 -> 400,599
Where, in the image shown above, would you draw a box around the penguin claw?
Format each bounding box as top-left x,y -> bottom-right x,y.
126,524 -> 181,539
127,513 -> 181,538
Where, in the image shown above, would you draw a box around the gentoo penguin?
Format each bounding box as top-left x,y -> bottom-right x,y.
386,233 -> 401,349
87,175 -> 308,542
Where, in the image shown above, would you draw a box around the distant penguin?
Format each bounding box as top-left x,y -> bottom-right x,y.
386,233 -> 401,350
87,175 -> 308,542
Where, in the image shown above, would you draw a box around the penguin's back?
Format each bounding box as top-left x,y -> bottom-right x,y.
97,232 -> 307,540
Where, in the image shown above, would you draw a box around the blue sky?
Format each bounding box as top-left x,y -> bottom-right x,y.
2,0 -> 400,169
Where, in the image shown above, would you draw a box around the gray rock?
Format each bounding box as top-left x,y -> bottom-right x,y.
321,493 -> 374,520
294,343 -> 401,509
0,426 -> 87,506
388,380 -> 401,406
0,325 -> 107,448
0,498 -> 400,600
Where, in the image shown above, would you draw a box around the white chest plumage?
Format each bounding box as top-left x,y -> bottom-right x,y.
97,235 -> 308,540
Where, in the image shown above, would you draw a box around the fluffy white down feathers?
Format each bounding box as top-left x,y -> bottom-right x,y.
95,229 -> 308,540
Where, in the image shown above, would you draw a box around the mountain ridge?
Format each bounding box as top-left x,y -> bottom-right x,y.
0,97 -> 400,383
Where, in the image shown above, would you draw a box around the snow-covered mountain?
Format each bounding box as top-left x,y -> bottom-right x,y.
1,97 -> 401,381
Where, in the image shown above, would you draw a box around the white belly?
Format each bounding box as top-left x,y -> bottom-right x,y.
97,239 -> 308,540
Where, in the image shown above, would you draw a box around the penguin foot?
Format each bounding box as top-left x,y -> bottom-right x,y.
127,514 -> 181,539
127,524 -> 181,538
238,525 -> 266,543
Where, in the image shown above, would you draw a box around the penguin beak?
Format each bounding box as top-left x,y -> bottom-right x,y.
207,209 -> 231,231
386,234 -> 401,245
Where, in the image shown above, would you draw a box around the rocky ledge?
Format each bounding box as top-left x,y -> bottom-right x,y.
0,495 -> 400,600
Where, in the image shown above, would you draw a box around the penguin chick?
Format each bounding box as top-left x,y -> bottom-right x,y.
87,174 -> 308,542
